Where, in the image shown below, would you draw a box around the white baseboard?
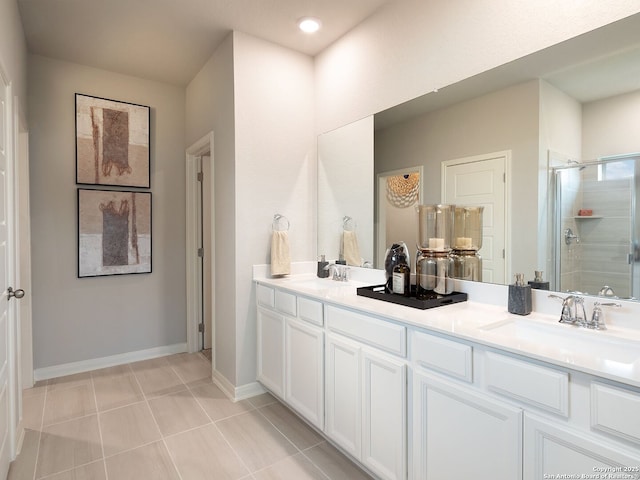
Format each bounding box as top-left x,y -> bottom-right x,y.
33,343 -> 188,381
211,368 -> 265,402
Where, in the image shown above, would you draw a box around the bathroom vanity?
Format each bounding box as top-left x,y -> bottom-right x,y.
254,267 -> 640,480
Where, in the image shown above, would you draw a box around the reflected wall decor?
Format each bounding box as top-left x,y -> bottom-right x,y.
76,93 -> 150,188
78,188 -> 152,277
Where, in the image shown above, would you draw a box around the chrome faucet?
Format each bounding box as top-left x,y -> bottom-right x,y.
549,294 -> 622,330
325,263 -> 350,282
549,294 -> 587,326
587,301 -> 621,330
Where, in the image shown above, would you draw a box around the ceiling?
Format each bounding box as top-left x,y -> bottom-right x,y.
17,0 -> 391,86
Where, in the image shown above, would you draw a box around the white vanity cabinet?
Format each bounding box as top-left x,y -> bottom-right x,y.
255,278 -> 640,480
285,316 -> 324,429
256,284 -> 324,429
524,413 -> 640,479
325,306 -> 407,480
412,371 -> 522,480
256,307 -> 285,398
410,330 -> 522,480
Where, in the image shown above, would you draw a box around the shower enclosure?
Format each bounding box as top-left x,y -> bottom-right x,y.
551,154 -> 640,299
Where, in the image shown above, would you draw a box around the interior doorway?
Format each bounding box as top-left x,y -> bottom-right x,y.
442,151 -> 508,284
198,154 -> 212,351
185,133 -> 215,357
376,166 -> 423,268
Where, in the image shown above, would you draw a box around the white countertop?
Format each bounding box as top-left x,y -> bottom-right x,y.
254,268 -> 640,389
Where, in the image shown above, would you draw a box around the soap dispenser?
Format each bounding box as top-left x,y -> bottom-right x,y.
508,273 -> 532,315
528,270 -> 549,290
317,255 -> 329,278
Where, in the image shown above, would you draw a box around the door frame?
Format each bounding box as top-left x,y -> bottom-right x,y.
0,60 -> 20,469
440,150 -> 511,282
185,132 -> 215,355
376,165 -> 424,267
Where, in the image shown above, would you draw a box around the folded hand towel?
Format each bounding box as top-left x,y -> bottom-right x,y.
271,230 -> 291,276
343,230 -> 361,267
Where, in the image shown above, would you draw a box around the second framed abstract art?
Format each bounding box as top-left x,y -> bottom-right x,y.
75,93 -> 150,188
78,188 -> 152,278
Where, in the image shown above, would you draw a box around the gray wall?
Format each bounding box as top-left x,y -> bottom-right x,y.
28,55 -> 187,369
186,32 -> 315,388
185,34 -> 237,384
375,80 -> 540,276
314,0 -> 640,135
0,0 -> 28,121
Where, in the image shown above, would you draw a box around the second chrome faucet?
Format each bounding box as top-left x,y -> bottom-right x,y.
548,294 -> 621,330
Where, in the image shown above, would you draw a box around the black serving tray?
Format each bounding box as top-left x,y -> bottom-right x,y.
356,284 -> 467,310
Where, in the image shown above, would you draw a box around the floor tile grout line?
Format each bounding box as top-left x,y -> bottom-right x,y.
252,403 -> 333,480
128,356 -> 185,480
183,370 -> 256,477
31,380 -> 47,480
208,413 -> 256,477
89,375 -> 109,480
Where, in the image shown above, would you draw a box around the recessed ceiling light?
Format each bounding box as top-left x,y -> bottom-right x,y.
298,17 -> 321,34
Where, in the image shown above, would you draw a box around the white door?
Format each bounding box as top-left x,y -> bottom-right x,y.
325,333 -> 361,460
362,349 -> 406,480
285,317 -> 324,429
442,152 -> 508,283
524,414 -> 640,479
200,154 -> 212,350
0,67 -> 18,478
412,371 -> 522,480
256,308 -> 285,398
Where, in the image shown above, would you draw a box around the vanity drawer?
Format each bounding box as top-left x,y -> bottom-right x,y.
411,331 -> 472,382
591,382 -> 640,445
326,305 -> 406,357
485,352 -> 569,417
275,290 -> 297,317
257,284 -> 275,308
298,296 -> 323,326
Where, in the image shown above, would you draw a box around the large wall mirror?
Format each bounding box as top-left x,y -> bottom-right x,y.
317,13 -> 640,300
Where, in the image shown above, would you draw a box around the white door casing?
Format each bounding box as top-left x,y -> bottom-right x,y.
376,166 -> 424,268
442,151 -> 509,284
185,132 -> 215,355
0,63 -> 19,477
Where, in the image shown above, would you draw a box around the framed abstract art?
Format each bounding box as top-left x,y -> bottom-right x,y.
78,188 -> 152,277
75,93 -> 150,188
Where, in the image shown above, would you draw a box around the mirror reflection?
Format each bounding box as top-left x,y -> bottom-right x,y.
317,13 -> 640,299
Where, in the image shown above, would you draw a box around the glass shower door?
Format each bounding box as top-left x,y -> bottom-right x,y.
553,156 -> 637,298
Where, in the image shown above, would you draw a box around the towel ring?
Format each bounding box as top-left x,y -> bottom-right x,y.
343,216 -> 357,232
273,214 -> 290,232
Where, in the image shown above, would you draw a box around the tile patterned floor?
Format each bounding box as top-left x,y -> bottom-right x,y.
9,352 -> 374,480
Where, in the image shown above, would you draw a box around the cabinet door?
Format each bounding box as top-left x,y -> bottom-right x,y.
524,413 -> 640,480
362,349 -> 407,480
412,371 -> 522,480
285,318 -> 324,430
257,307 -> 285,398
325,333 -> 361,459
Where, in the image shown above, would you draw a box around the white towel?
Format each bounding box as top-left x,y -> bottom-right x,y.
343,230 -> 361,267
271,230 -> 291,276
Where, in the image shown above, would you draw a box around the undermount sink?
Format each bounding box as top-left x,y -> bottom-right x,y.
479,317 -> 640,365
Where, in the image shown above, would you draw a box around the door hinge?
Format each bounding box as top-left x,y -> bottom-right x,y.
197,171 -> 204,182
197,248 -> 204,258
503,172 -> 506,183
198,323 -> 205,333
502,249 -> 505,259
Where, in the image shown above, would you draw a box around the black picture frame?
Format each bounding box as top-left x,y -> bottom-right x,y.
75,93 -> 150,188
77,188 -> 152,278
